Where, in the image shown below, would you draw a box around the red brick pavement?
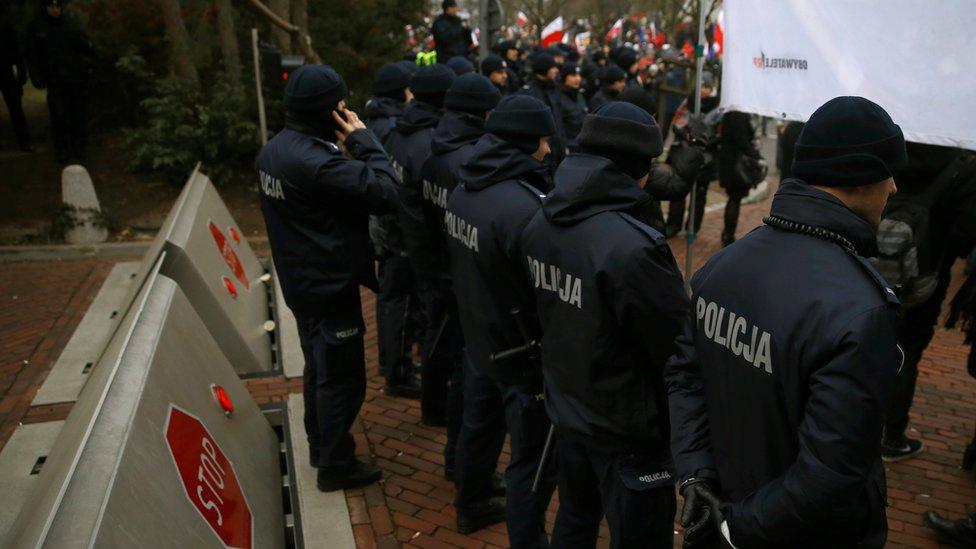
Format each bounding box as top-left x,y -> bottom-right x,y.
0,180 -> 973,547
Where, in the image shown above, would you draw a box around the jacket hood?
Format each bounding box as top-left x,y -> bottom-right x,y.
365,97 -> 404,120
457,133 -> 550,192
770,178 -> 879,257
431,110 -> 486,154
543,153 -> 650,226
395,102 -> 442,136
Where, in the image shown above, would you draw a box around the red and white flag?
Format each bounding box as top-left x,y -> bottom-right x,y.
541,16 -> 564,48
605,18 -> 623,42
711,11 -> 724,56
516,11 -> 529,27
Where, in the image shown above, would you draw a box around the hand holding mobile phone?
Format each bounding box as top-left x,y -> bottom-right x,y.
332,108 -> 366,144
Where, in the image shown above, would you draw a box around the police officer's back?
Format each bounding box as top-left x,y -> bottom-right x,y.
256,64 -> 398,492
364,62 -> 411,146
521,102 -> 690,548
667,97 -> 906,548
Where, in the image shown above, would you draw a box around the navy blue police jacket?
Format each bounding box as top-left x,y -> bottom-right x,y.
519,78 -> 567,167
665,178 -> 901,548
386,102 -> 442,264
364,97 -> 404,147
446,133 -> 551,385
521,153 -> 690,459
257,123 -> 398,322
403,109 -> 486,284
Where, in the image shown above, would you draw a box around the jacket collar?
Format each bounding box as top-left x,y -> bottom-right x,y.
543,153 -> 649,226
769,178 -> 879,257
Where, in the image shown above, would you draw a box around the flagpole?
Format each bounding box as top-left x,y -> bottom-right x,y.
684,0 -> 710,287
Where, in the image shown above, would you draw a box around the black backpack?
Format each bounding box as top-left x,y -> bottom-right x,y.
872,151 -> 976,309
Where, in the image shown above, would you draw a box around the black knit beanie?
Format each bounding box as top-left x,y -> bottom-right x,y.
481,54 -> 507,75
559,62 -> 581,82
373,62 -> 412,95
446,56 -> 475,76
792,96 -> 907,187
445,73 -> 502,115
616,48 -> 638,71
486,95 -> 555,153
410,64 -> 455,108
578,101 -> 663,179
284,64 -> 347,113
531,52 -> 557,75
602,65 -> 626,85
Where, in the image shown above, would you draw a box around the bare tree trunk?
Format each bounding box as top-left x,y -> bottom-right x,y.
269,0 -> 291,51
158,0 -> 200,84
241,0 -> 321,63
291,0 -> 308,38
215,0 -> 242,85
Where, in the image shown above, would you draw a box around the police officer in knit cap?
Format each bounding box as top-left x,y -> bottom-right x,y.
667,96 -> 906,548
385,64 -> 456,396
448,94 -> 557,541
588,65 -> 626,111
480,54 -> 509,95
257,65 -> 399,491
522,102 -> 690,548
447,56 -> 475,76
554,62 -> 588,151
519,52 -> 567,169
365,62 -> 413,145
614,47 -> 640,89
406,73 -> 501,484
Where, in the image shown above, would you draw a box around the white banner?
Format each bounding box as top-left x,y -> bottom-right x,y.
721,0 -> 976,150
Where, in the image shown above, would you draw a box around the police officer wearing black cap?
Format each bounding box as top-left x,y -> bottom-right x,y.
386,64 -> 456,396
497,40 -> 524,91
481,54 -> 510,95
519,52 -> 567,168
257,64 -> 399,492
667,96 -> 905,548
432,0 -> 471,65
554,62 -> 587,152
409,73 -> 501,478
448,94 -> 557,541
522,102 -> 689,548
588,65 -> 626,112
365,62 -> 413,146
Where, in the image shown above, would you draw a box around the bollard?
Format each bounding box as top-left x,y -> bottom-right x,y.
61,165 -> 108,245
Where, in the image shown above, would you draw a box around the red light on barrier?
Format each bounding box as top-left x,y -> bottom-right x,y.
211,384 -> 234,415
222,276 -> 238,298
281,71 -> 289,81
228,226 -> 241,244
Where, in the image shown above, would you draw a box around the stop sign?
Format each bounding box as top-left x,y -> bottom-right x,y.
165,405 -> 253,549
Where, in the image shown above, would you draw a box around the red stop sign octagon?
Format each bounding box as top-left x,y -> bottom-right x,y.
165,405 -> 253,549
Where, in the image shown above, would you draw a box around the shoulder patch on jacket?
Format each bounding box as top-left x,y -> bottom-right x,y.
309,136 -> 341,154
852,255 -> 901,307
617,212 -> 666,246
516,179 -> 545,202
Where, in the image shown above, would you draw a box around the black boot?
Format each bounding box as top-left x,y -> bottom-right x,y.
457,501 -> 506,534
383,376 -> 422,399
317,459 -> 382,492
924,510 -> 976,547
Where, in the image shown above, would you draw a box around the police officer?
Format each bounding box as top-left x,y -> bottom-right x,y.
406,73 -> 501,478
431,0 -> 471,65
522,102 -> 689,548
666,97 -> 905,548
498,40 -> 523,92
257,65 -> 399,491
519,52 -> 566,168
588,65 -> 626,112
480,54 -> 509,95
448,95 -> 557,542
554,62 -> 587,152
365,62 -> 412,146
27,0 -> 92,163
1,8 -> 31,151
386,65 -> 456,396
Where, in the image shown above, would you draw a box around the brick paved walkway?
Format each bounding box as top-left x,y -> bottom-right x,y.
0,179 -> 973,548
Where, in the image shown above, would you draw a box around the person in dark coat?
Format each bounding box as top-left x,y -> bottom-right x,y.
665,77 -> 719,238
431,0 -> 471,65
27,0 -> 92,163
365,61 -> 418,398
519,52 -> 567,168
555,62 -> 587,151
365,62 -> 412,146
777,120 -> 804,180
447,95 -> 557,542
522,102 -> 689,548
717,110 -> 763,246
480,54 -> 509,95
498,40 -> 523,92
1,8 -> 32,151
257,65 -> 399,492
667,96 -> 905,548
405,73 -> 502,493
588,65 -> 626,112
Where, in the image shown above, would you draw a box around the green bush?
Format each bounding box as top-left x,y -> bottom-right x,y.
120,56 -> 259,185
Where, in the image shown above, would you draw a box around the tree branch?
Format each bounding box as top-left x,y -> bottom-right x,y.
240,0 -> 321,63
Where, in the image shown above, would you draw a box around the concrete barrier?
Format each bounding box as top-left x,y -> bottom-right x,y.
3,258 -> 285,548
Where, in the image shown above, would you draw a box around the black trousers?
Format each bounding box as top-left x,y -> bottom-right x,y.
454,358 -> 506,513
0,80 -> 30,149
419,282 -> 465,470
296,294 -> 366,469
551,439 -> 676,549
376,255 -> 419,385
722,187 -> 749,241
46,82 -> 88,163
667,178 -> 710,235
885,262 -> 954,437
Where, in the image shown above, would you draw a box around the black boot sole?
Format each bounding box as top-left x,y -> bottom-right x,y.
317,469 -> 382,492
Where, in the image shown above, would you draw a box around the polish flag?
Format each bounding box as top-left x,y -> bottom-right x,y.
605,18 -> 623,42
541,16 -> 564,48
712,11 -> 724,56
516,11 -> 529,27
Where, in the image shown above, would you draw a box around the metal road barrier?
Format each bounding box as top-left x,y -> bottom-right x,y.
3,257 -> 289,548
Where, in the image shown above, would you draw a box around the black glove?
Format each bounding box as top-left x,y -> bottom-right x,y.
680,479 -> 727,548
669,142 -> 706,182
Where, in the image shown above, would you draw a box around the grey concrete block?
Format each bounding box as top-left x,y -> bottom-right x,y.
0,421 -> 65,541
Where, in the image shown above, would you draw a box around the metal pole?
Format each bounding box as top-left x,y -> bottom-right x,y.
252,28 -> 269,145
478,0 -> 490,60
684,0 -> 709,282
